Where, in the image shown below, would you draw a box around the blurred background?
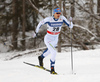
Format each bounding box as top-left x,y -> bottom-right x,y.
0,0 -> 100,53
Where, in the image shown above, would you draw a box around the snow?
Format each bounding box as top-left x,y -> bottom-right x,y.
0,49 -> 100,82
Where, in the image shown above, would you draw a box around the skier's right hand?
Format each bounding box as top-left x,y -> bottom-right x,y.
36,33 -> 38,37
33,32 -> 38,38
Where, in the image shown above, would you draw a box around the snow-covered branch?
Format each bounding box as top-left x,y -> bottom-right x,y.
74,24 -> 97,39
28,0 -> 46,18
75,1 -> 100,21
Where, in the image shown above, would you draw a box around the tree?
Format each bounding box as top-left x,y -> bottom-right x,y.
58,0 -> 62,52
22,0 -> 26,50
70,0 -> 75,17
97,0 -> 100,13
12,0 -> 18,50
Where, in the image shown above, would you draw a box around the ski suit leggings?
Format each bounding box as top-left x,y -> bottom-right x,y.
43,34 -> 58,62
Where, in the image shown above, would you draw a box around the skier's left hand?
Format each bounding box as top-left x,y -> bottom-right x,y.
69,17 -> 73,22
70,22 -> 73,29
69,17 -> 73,29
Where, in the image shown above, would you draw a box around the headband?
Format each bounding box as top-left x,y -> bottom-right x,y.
53,8 -> 61,14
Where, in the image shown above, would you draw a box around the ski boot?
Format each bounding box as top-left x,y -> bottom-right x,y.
38,56 -> 44,67
50,60 -> 57,74
51,67 -> 57,75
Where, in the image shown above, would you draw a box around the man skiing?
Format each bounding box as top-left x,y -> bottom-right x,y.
34,6 -> 73,74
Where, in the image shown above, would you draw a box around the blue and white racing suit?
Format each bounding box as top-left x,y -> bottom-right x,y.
36,15 -> 73,67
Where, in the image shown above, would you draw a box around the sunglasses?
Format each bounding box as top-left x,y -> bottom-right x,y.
56,13 -> 61,14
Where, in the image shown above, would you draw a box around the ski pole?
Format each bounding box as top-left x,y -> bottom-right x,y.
70,28 -> 74,74
69,17 -> 74,74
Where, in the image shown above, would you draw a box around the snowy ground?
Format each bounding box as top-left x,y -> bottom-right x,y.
0,49 -> 100,82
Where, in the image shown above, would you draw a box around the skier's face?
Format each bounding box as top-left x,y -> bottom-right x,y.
54,12 -> 61,19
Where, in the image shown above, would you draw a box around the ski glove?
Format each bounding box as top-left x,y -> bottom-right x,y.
33,32 -> 38,38
36,33 -> 38,37
69,17 -> 73,29
69,22 -> 73,29
69,17 -> 73,22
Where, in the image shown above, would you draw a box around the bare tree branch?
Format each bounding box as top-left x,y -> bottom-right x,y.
75,1 -> 100,21
28,0 -> 46,18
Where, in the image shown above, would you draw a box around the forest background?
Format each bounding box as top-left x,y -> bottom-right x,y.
0,0 -> 100,53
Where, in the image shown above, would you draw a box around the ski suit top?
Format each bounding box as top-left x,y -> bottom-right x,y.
36,15 -> 72,37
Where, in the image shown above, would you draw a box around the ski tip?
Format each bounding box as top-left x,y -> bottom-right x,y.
23,61 -> 25,63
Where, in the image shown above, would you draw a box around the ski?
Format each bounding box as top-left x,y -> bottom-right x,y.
23,62 -> 58,75
23,62 -> 52,73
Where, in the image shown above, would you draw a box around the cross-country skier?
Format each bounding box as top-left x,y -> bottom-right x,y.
34,6 -> 73,74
